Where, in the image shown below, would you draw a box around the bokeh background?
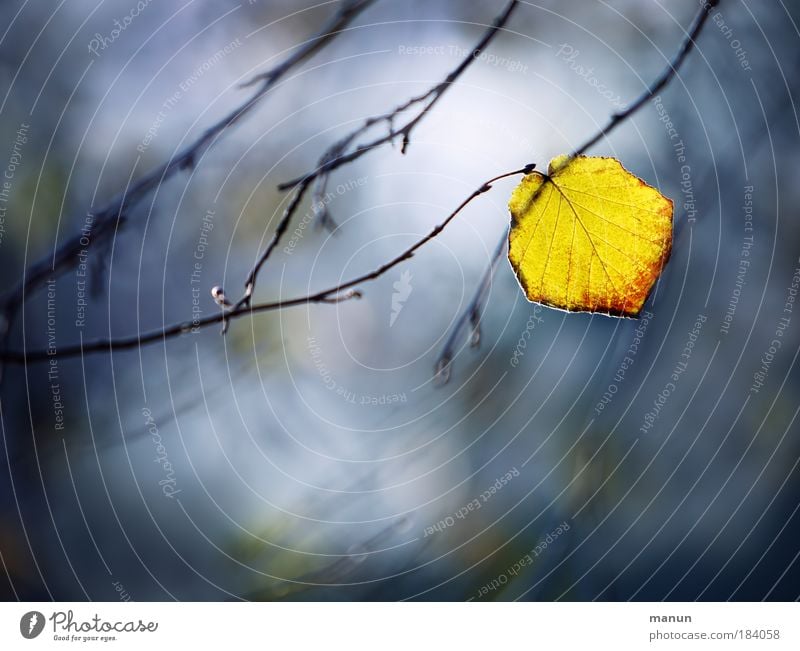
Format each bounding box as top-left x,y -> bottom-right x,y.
1,0 -> 799,601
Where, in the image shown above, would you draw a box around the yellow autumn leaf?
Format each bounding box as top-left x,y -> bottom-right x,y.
508,154 -> 673,318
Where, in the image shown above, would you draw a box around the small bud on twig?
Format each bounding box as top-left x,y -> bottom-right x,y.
434,356 -> 452,386
211,286 -> 233,308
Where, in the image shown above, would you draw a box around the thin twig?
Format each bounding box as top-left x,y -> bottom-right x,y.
3,0 -> 720,371
0,0 -> 376,365
3,166 -> 533,363
222,0 -> 520,317
436,0 -> 721,381
570,0 -> 720,159
279,0 -> 520,191
434,234 -> 507,385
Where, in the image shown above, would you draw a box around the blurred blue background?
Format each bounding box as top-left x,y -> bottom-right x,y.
1,0 -> 799,600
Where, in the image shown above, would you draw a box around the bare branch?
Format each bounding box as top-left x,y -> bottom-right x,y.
570,0 -> 720,159
3,166 -> 533,363
435,234 -> 506,385
223,0 -> 521,317
279,0 -> 520,191
239,180 -> 311,306
0,0 -> 376,357
2,0 -> 720,376
242,0 -> 376,90
437,0 -> 721,381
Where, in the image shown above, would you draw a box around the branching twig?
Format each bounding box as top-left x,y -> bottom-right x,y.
280,0 -> 520,192
436,0 -> 721,381
569,0 -> 720,160
2,0 -> 720,377
223,0 -> 520,317
0,0 -> 376,367
3,166 -> 533,363
434,234 -> 507,385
